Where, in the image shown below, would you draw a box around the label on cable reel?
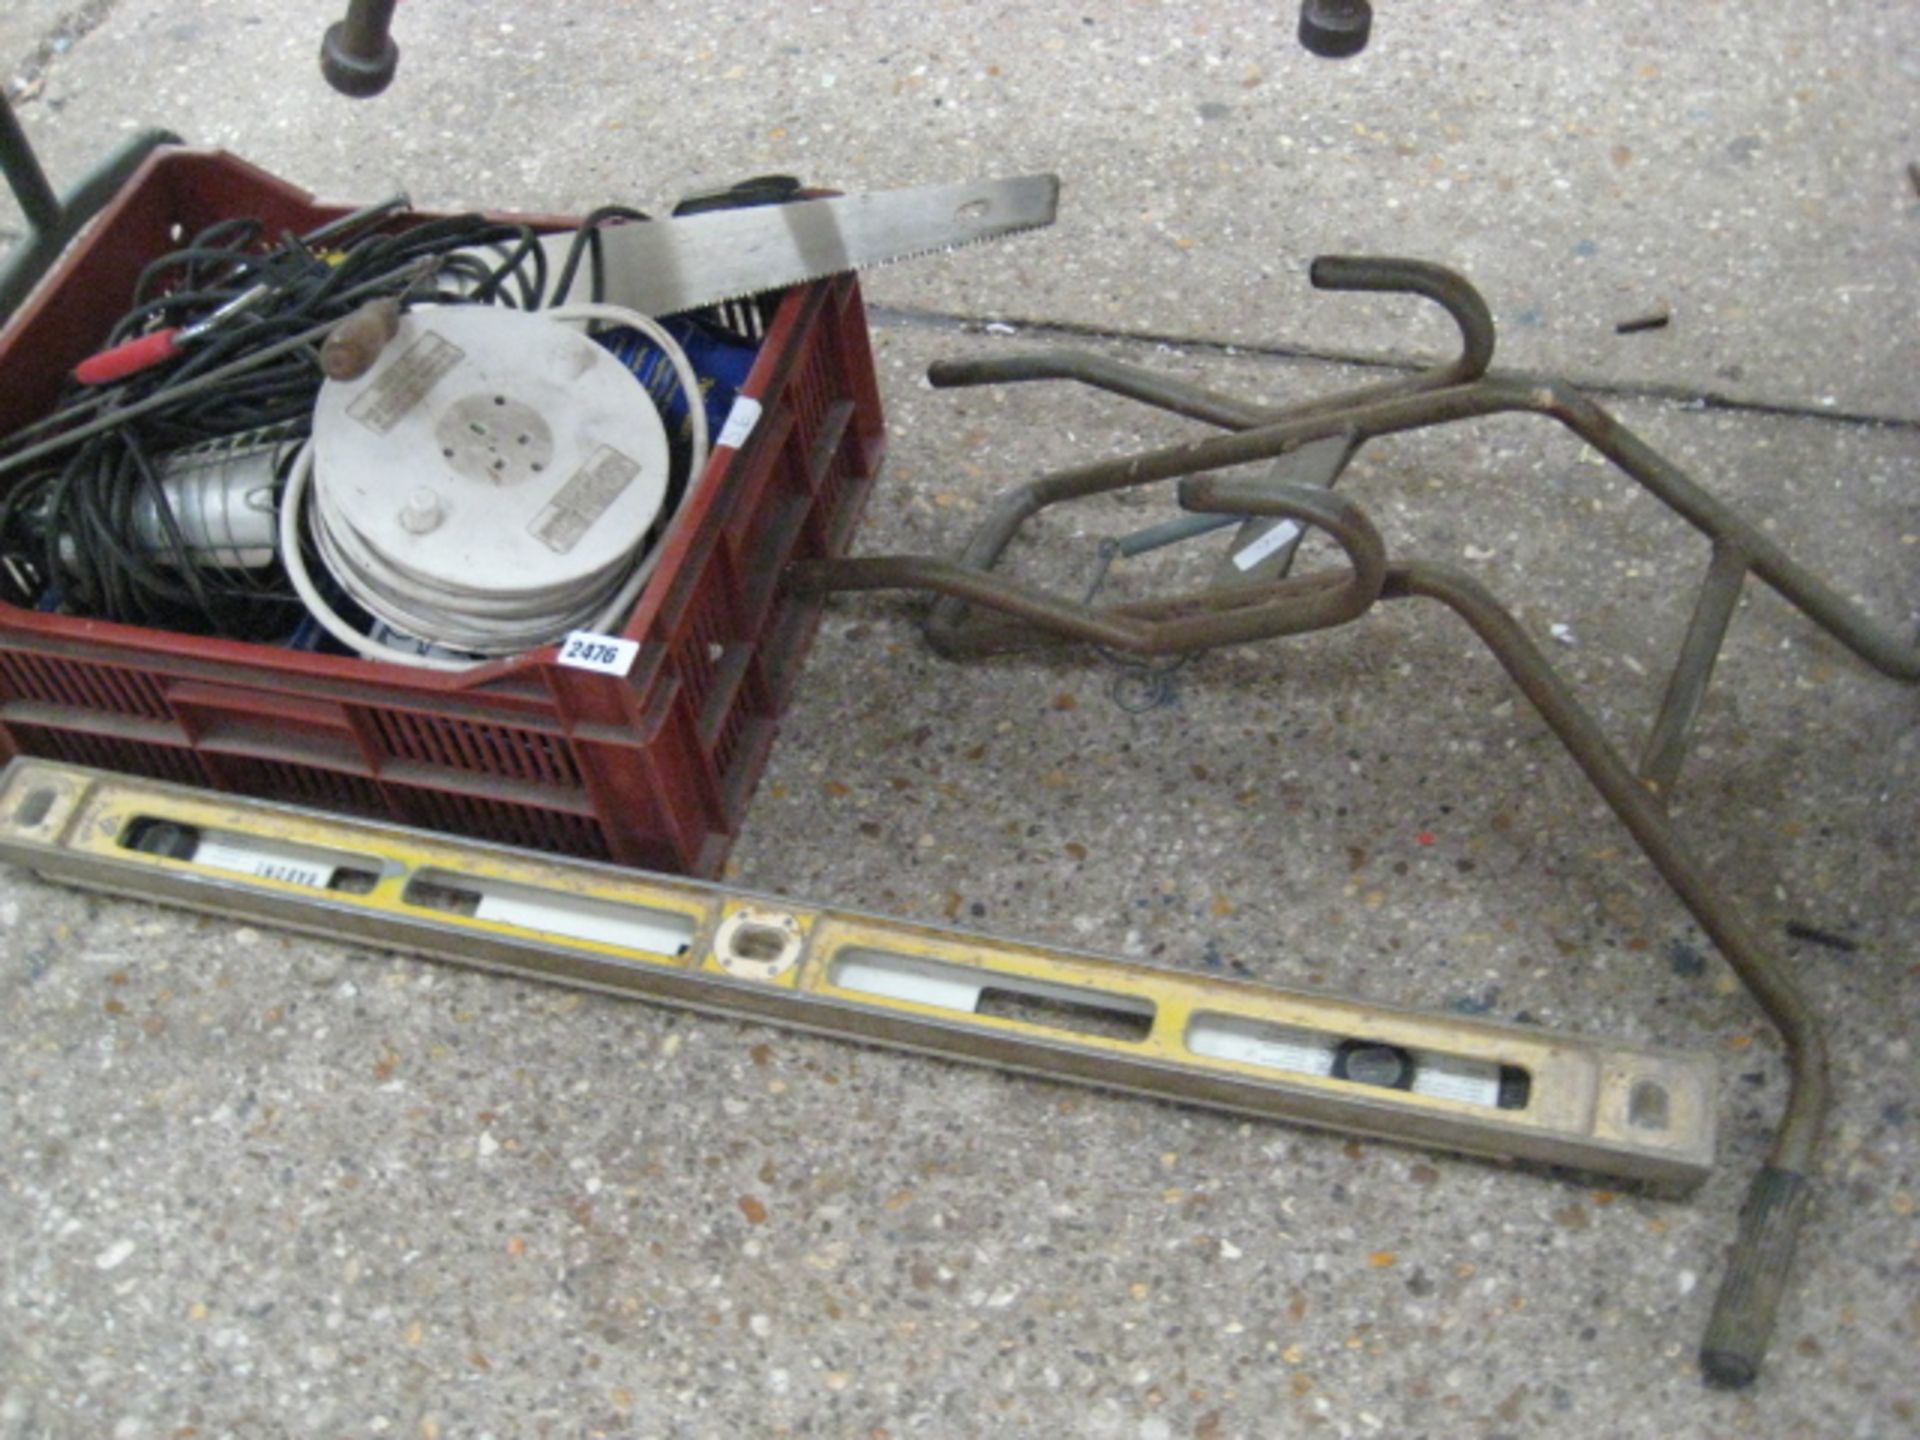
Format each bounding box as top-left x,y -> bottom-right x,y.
346,332 -> 464,434
530,447 -> 643,555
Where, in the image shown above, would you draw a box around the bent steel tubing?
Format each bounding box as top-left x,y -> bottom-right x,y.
922,256 -> 1494,652
926,373 -> 1919,681
929,350 -> 1280,430
1382,560 -> 1826,1390
793,531 -> 1833,1388
1355,377 -> 1920,682
925,255 -> 1497,433
922,421 -> 1354,655
793,482 -> 1386,656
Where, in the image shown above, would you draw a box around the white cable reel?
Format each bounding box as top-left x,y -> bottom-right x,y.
305,304 -> 674,663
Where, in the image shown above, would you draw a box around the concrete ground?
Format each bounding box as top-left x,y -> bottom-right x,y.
3,3 -> 1917,1437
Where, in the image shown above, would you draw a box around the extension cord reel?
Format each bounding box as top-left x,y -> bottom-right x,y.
310,305 -> 669,654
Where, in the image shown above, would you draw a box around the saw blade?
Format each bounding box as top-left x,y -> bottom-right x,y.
539,173 -> 1060,314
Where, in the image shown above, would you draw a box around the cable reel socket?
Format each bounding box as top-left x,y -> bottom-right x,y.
306,306 -> 670,656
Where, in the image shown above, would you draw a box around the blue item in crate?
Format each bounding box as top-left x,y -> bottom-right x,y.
594,317 -> 759,448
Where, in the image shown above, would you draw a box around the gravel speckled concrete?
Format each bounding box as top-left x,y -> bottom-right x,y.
4,4 -> 1919,1437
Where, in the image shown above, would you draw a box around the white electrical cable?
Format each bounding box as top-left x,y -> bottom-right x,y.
541,302 -> 712,636
278,438 -> 481,671
282,305 -> 713,668
542,302 -> 710,501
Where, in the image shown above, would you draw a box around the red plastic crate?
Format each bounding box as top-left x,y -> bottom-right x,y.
0,149 -> 885,876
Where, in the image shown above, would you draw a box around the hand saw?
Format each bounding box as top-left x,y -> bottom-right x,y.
534,173 -> 1060,314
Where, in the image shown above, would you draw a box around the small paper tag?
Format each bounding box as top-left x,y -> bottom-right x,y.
1232,519 -> 1303,572
557,630 -> 639,677
716,396 -> 763,450
193,839 -> 334,890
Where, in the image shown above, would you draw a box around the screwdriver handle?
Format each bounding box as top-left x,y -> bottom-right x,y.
73,328 -> 182,385
319,297 -> 402,381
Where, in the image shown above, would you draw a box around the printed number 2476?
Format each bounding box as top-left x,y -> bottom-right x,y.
564,638 -> 621,666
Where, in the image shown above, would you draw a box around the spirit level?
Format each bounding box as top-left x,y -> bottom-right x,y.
0,758 -> 1714,1185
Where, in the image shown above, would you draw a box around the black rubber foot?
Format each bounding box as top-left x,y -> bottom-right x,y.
320,22 -> 398,98
1698,1166 -> 1814,1390
1299,0 -> 1373,59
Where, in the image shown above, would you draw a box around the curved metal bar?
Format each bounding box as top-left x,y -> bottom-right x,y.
922,411 -> 1348,656
1308,254 -> 1496,389
923,258 -> 1501,652
926,255 -> 1497,432
924,370 -> 1919,680
1380,560 -> 1826,1390
792,482 -> 1386,655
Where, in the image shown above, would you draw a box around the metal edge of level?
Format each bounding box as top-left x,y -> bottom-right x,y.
0,758 -> 1716,1186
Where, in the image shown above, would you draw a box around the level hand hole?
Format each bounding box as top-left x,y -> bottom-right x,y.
727,924 -> 792,964
1629,1078 -> 1671,1131
11,786 -> 57,828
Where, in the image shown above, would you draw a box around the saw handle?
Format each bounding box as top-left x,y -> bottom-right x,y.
319,298 -> 402,381
672,175 -> 804,216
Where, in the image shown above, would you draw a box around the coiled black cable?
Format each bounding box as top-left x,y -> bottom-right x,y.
0,203 -> 708,645
0,209 -> 560,635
